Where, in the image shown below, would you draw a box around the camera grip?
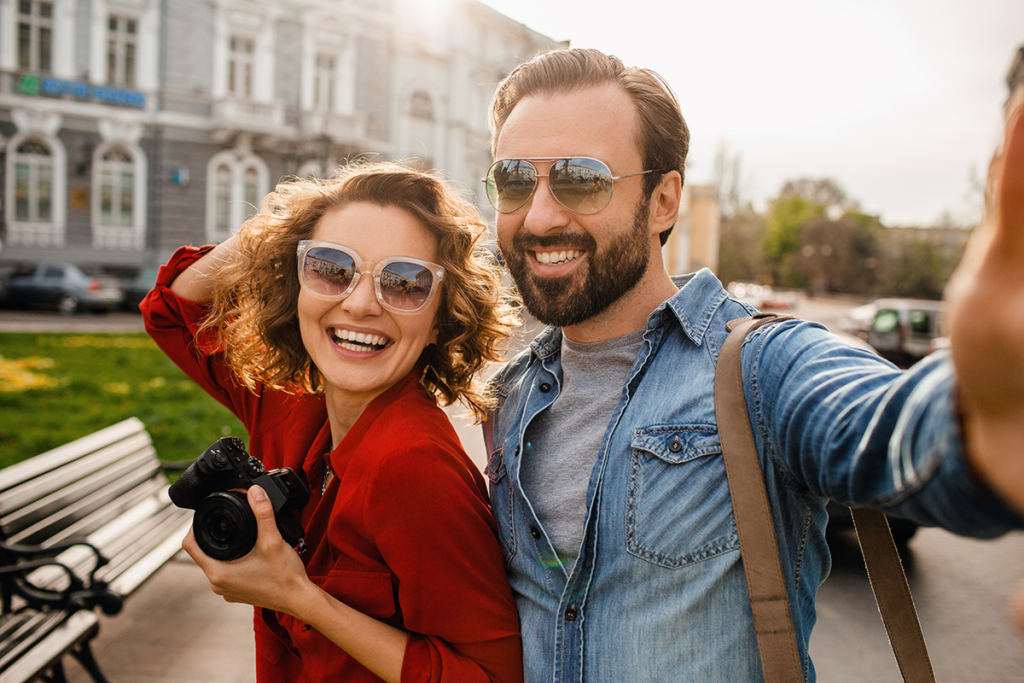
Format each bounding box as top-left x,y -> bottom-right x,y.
168,464 -> 205,509
276,514 -> 305,548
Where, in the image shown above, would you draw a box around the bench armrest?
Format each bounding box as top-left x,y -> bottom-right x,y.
0,559 -> 124,616
0,539 -> 110,583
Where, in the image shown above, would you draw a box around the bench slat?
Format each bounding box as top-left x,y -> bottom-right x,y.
0,433 -> 155,517
0,612 -> 63,668
6,470 -> 163,546
0,611 -> 98,683
2,453 -> 159,539
0,419 -> 147,495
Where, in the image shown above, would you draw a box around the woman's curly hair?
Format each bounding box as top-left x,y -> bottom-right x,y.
199,161 -> 520,421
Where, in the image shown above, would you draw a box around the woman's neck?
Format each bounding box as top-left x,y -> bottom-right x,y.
323,385 -> 376,450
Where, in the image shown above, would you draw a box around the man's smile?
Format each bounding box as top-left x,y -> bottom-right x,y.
532,249 -> 584,266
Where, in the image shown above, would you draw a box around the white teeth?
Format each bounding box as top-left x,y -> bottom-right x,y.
330,328 -> 389,351
536,249 -> 582,265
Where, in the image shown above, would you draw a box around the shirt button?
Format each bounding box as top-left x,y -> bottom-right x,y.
669,439 -> 682,453
529,526 -> 541,539
539,382 -> 551,392
564,606 -> 578,621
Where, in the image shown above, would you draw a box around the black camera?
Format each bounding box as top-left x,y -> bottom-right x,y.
168,437 -> 310,561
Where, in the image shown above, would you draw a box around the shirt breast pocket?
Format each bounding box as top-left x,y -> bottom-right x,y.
626,426 -> 739,568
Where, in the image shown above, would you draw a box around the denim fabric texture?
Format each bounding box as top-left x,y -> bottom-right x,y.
484,269 -> 1022,683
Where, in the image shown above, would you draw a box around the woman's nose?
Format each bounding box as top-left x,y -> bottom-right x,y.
340,273 -> 383,317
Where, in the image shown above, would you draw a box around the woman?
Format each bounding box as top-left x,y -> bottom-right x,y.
141,162 -> 522,683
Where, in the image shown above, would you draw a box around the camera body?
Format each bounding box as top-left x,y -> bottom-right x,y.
169,437 -> 310,561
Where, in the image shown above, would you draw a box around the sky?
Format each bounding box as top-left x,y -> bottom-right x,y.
477,0 -> 1023,227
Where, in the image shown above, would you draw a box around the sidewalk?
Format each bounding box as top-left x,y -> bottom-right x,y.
66,552 -> 255,683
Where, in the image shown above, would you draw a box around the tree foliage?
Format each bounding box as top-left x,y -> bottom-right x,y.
715,175 -> 968,299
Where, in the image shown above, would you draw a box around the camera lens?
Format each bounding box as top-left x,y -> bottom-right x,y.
194,491 -> 258,561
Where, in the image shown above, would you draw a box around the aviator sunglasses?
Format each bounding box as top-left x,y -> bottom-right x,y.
297,240 -> 445,314
483,157 -> 654,215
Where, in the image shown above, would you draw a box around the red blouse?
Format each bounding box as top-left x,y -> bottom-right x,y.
141,246 -> 522,683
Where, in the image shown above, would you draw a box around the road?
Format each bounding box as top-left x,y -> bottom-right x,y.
5,300 -> 1024,681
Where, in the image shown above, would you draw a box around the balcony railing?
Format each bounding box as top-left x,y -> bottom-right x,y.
213,97 -> 286,133
301,110 -> 367,145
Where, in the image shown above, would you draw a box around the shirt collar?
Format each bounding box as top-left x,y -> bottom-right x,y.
526,268 -> 729,358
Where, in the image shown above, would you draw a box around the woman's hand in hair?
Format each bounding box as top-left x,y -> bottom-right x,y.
170,235 -> 239,304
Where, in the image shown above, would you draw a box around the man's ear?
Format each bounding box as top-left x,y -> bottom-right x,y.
649,170 -> 683,236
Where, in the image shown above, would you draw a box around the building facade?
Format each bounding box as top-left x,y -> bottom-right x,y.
0,0 -> 564,273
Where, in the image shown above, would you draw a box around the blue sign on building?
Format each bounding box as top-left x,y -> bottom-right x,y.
17,74 -> 146,108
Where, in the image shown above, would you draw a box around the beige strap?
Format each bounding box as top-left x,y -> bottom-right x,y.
716,315 -> 803,681
716,314 -> 934,683
851,508 -> 935,683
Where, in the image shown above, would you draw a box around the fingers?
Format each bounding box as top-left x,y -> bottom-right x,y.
247,485 -> 284,545
996,106 -> 1024,243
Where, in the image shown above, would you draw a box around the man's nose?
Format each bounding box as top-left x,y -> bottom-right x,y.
521,176 -> 572,236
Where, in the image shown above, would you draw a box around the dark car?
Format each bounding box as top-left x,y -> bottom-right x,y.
3,263 -> 124,315
122,267 -> 160,311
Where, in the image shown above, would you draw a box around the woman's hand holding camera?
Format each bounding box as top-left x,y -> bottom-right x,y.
183,485 -> 410,683
182,485 -> 314,616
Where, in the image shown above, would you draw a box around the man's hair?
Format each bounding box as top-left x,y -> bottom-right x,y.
489,48 -> 690,245
199,161 -> 519,421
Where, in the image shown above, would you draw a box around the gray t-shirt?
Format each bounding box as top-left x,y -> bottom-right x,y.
519,329 -> 645,570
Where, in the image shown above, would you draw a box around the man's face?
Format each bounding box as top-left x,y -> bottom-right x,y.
493,84 -> 656,328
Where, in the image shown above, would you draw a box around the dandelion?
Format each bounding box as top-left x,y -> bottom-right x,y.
0,356 -> 59,392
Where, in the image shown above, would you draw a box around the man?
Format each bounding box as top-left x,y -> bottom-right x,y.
481,47 -> 1024,682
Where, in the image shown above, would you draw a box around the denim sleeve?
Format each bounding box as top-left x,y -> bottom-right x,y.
743,319 -> 1022,537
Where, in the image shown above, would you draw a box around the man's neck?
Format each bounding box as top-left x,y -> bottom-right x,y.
562,268 -> 679,344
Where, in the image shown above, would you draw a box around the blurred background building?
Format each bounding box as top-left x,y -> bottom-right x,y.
0,0 -> 564,273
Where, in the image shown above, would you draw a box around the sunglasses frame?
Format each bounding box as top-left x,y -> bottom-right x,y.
297,240 -> 445,315
482,157 -> 654,215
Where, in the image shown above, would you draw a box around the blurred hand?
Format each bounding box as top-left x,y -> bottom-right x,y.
946,94 -> 1024,515
182,485 -> 316,617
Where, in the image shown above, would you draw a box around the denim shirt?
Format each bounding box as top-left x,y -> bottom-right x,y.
483,269 -> 1021,683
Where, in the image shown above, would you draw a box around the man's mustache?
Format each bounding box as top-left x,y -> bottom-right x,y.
511,231 -> 596,252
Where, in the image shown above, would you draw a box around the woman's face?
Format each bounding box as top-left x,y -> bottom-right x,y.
298,202 -> 441,407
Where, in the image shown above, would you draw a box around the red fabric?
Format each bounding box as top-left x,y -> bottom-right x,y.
141,246 -> 522,683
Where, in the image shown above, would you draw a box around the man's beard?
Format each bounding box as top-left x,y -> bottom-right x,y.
499,200 -> 651,327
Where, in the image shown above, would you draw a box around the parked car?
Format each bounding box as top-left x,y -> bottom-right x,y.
726,282 -> 798,310
3,263 -> 124,315
122,267 -> 160,311
865,298 -> 947,369
837,301 -> 878,340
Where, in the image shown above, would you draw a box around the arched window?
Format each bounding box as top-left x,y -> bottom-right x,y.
92,142 -> 147,250
409,90 -> 434,120
13,138 -> 53,223
206,151 -> 269,243
99,147 -> 133,227
214,163 -> 232,237
243,165 -> 260,215
5,127 -> 66,248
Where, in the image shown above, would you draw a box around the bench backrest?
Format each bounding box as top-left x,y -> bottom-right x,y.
0,418 -> 165,548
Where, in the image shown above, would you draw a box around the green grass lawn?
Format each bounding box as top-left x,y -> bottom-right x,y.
0,332 -> 246,469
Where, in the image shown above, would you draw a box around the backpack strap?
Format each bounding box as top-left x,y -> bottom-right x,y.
715,313 -> 934,683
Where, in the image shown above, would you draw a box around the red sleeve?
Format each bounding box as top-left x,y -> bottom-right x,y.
139,245 -> 259,430
365,428 -> 522,683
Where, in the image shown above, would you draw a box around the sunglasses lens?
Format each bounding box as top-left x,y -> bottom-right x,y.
487,160 -> 537,213
303,246 -> 356,297
379,262 -> 436,311
549,158 -> 614,214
